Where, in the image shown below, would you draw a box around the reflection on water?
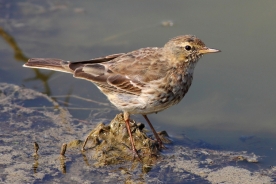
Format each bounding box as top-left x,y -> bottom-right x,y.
0,27 -> 28,61
0,27 -> 56,95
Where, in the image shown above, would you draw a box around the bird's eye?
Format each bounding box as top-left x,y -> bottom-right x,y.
185,45 -> 192,51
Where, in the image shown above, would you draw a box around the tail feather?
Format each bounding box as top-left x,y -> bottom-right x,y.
23,58 -> 73,73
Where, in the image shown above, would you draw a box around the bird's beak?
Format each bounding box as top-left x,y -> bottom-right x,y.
199,47 -> 221,54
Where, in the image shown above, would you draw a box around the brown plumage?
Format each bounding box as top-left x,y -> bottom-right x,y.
24,35 -> 220,157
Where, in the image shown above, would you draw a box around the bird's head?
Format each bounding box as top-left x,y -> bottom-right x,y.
164,35 -> 220,63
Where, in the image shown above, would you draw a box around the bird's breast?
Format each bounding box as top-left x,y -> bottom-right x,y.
143,70 -> 194,114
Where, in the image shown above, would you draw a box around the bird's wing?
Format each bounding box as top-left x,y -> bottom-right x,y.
68,53 -> 125,70
73,48 -> 171,95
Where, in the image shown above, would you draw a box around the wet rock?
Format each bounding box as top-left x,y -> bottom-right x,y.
79,113 -> 171,166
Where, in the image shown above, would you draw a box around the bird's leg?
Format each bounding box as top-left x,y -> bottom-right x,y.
123,112 -> 140,160
143,115 -> 165,149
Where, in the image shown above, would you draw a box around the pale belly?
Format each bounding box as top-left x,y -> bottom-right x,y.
107,75 -> 193,115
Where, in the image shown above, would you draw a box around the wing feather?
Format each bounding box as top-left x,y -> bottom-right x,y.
68,53 -> 125,70
72,48 -> 171,95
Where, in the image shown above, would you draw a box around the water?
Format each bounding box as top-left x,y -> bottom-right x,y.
1,0 -> 276,183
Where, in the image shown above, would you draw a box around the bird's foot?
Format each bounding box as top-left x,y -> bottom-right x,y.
131,148 -> 142,162
157,140 -> 167,150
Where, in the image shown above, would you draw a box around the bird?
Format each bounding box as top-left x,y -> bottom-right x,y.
23,35 -> 220,157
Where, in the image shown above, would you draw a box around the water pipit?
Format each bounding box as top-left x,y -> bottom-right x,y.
24,35 -> 220,157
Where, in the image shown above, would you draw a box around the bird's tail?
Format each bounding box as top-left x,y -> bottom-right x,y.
23,58 -> 73,73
